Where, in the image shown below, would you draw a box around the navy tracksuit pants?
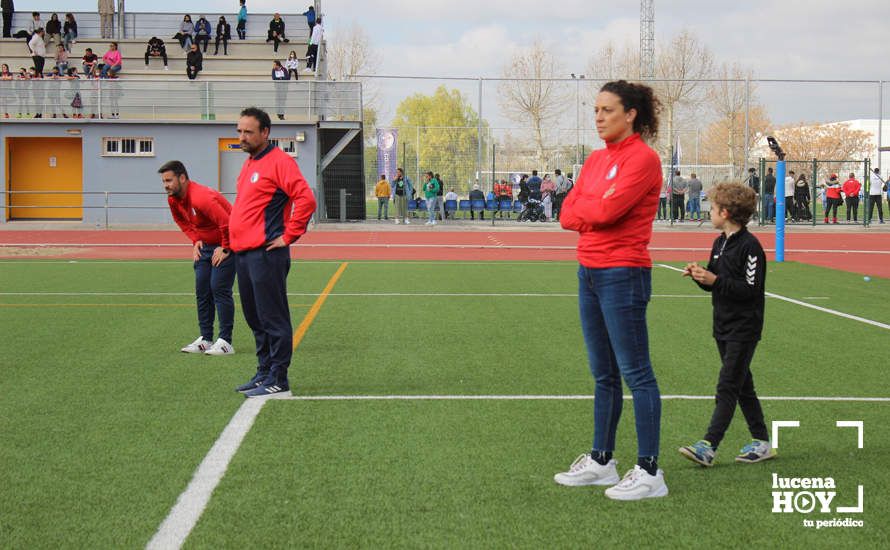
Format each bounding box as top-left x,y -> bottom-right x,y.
194,244 -> 236,343
235,247 -> 292,382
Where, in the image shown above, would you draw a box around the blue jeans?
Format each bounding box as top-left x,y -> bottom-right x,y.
578,266 -> 661,457
763,193 -> 775,220
427,197 -> 437,222
688,197 -> 701,219
100,63 -> 120,78
194,244 -> 236,343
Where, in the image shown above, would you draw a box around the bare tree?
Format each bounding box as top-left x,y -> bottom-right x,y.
653,30 -> 715,152
327,22 -> 381,128
499,40 -> 568,166
587,40 -> 639,81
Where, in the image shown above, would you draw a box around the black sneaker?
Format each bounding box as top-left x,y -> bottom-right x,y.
243,379 -> 290,398
235,370 -> 268,393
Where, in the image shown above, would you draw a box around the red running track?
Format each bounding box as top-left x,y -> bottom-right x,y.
2,229 -> 889,277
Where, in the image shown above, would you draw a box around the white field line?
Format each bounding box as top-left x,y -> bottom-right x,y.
656,264 -> 890,331
281,394 -> 890,402
146,397 -> 270,550
3,242 -> 890,254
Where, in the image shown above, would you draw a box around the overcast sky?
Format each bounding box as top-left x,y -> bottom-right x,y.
16,1 -> 890,128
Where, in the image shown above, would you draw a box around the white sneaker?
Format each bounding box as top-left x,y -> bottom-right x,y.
394,219 -> 401,224
164,66 -> 169,71
425,221 -> 433,225
430,220 -> 437,225
604,465 -> 668,501
554,454 -> 620,486
204,338 -> 235,356
404,219 -> 410,224
181,336 -> 212,353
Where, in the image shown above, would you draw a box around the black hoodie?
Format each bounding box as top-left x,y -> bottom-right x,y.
695,227 -> 766,341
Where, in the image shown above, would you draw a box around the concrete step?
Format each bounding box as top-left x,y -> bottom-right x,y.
1,37 -> 311,59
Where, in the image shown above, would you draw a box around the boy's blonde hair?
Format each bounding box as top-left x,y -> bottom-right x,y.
708,182 -> 757,226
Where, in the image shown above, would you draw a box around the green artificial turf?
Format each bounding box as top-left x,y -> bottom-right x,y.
0,259 -> 887,548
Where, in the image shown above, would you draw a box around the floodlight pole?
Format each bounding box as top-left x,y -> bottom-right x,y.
775,159 -> 786,262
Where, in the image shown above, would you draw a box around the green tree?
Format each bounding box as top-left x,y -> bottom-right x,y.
390,85 -> 487,193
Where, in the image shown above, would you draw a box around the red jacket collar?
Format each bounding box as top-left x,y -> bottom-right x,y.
605,132 -> 642,152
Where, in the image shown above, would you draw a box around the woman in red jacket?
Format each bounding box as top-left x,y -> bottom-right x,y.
553,80 -> 667,501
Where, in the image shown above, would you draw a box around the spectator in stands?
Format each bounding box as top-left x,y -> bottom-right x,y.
302,5 -> 316,33
98,0 -> 114,39
687,172 -> 703,222
194,16 -> 212,53
554,168 -> 569,220
375,175 -> 391,220
46,66 -> 62,118
145,37 -> 169,70
186,43 -> 203,80
12,12 -> 40,41
391,167 -> 412,224
527,169 -> 542,200
54,44 -> 68,74
45,13 -> 61,47
267,13 -> 288,53
443,187 -> 458,219
762,167 -> 776,222
28,28 -> 46,77
842,172 -> 861,222
0,64 -> 12,119
469,184 -> 485,220
1,0 -> 12,38
174,15 -> 195,50
66,67 -> 83,119
823,173 -> 842,224
306,17 -> 323,72
285,51 -> 300,79
15,67 -> 29,118
99,42 -> 121,78
236,0 -> 247,40
271,60 -> 289,119
82,48 -> 98,77
867,168 -> 885,224
214,16 -> 231,55
62,13 -> 77,51
29,66 -> 44,118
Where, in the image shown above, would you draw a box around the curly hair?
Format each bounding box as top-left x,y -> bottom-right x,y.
599,80 -> 662,141
708,182 -> 757,226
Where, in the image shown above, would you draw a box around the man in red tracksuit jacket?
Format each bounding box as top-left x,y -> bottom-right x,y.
229,107 -> 316,397
162,160 -> 236,356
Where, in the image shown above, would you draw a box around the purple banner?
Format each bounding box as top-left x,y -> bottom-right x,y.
376,128 -> 399,183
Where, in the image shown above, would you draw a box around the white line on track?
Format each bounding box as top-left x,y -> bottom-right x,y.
281,394 -> 890,402
146,397 -> 271,550
655,264 -> 890,331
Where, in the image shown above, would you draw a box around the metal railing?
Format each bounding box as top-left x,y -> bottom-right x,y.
0,79 -> 361,121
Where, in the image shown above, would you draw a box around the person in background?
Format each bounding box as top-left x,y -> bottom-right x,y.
284,50 -> 300,80
671,170 -> 687,222
792,172 -> 809,221
302,5 -> 316,33
842,172 -> 861,223
554,168 -> 569,220
214,16 -> 231,55
745,166 -> 760,217
823,173 -> 842,224
541,174 -> 556,221
526,170 -> 542,200
54,44 -> 68,74
98,0 -> 114,39
867,167 -> 885,224
657,177 -> 668,220
469,183 -> 485,220
0,64 -> 12,119
194,16 -> 211,53
423,172 -> 440,226
762,167 -> 776,222
266,12 -> 288,53
555,80 -> 667,501
391,167 -> 412,225
687,172 -> 703,222
434,173 -> 446,221
443,187 -> 458,219
305,17 -> 323,72
186,42 -> 203,80
62,13 -> 77,51
81,47 -> 98,77
28,28 -> 46,76
44,12 -> 61,47
161,160 -> 237,357
12,11 -> 39,42
145,36 -> 169,70
174,14 -> 195,50
375,174 -> 391,220
99,41 -> 121,78
1,0 -> 13,39
271,60 -> 289,119
236,0 -> 247,40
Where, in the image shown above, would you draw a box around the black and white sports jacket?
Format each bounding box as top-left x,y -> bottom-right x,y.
695,227 -> 766,341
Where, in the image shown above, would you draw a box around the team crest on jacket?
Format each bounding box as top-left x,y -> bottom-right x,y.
606,164 -> 618,180
250,172 -> 260,183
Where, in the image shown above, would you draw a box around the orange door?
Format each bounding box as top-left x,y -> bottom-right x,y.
7,137 -> 83,220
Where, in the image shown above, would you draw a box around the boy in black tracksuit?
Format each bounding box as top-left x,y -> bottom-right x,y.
679,182 -> 775,467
